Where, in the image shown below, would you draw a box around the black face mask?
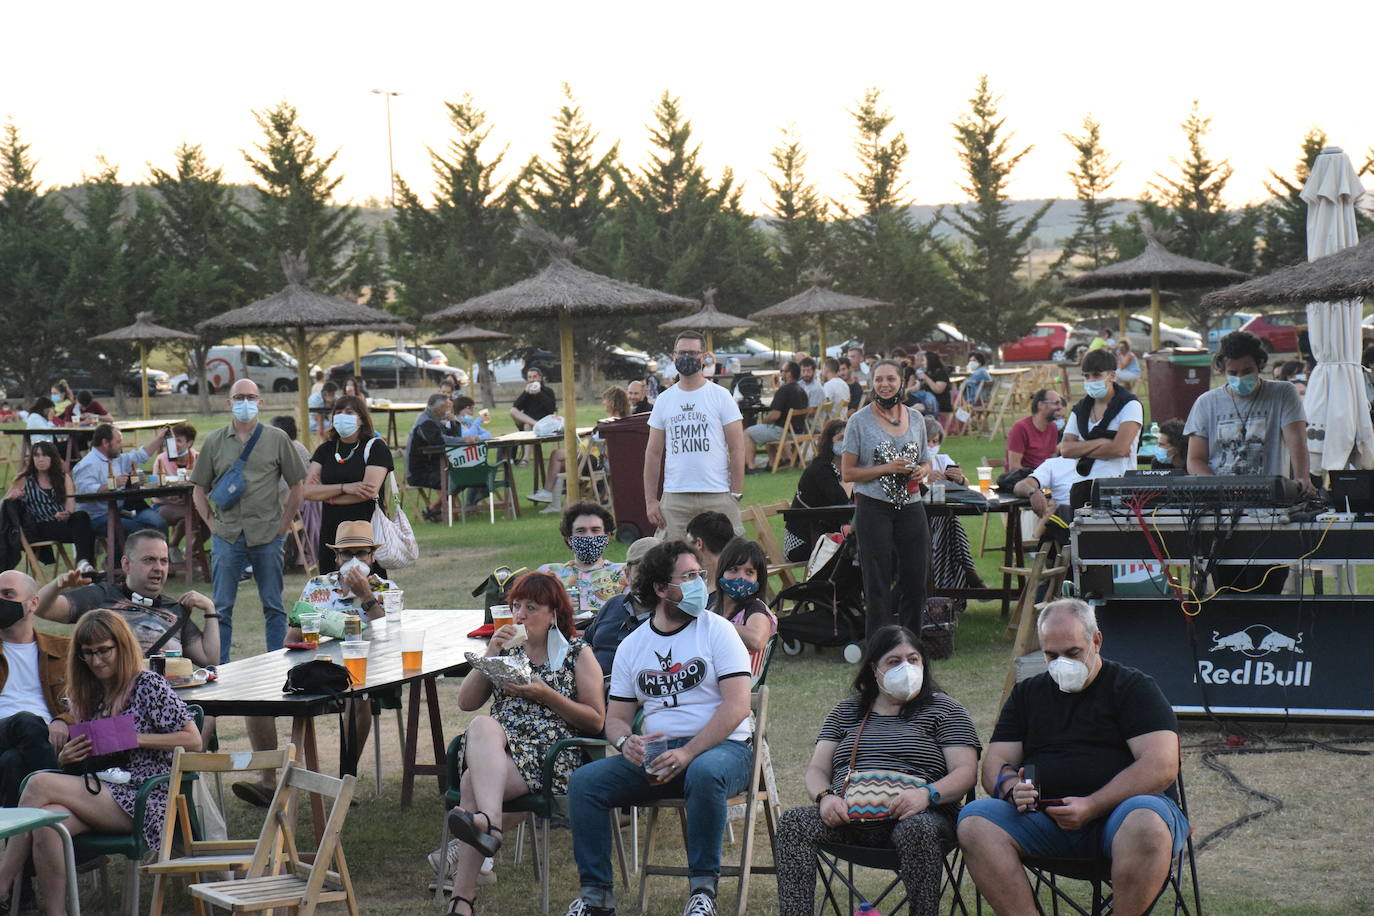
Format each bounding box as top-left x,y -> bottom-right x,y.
0,598 -> 26,630
674,355 -> 703,378
874,393 -> 902,410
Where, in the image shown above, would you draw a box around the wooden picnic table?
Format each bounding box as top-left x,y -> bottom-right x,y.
73,482 -> 198,584
486,426 -> 595,500
2,417 -> 185,463
177,607 -> 486,837
367,402 -> 428,448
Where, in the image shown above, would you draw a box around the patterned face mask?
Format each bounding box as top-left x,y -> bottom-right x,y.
569,534 -> 610,565
718,577 -> 760,600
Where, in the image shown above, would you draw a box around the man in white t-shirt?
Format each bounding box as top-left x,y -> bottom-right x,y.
645,331 -> 747,540
567,541 -> 753,916
1014,456 -> 1088,520
821,357 -> 850,414
1059,347 -> 1142,479
0,570 -> 73,807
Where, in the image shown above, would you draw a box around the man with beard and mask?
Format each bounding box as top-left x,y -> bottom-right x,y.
233,520 -> 398,808
36,529 -> 219,668
958,599 -> 1187,916
537,503 -> 626,621
0,570 -> 75,808
645,331 -> 748,541
190,379 -> 305,662
72,422 -> 173,551
565,540 -> 752,916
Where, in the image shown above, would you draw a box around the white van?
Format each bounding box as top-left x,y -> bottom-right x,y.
172,345 -> 322,394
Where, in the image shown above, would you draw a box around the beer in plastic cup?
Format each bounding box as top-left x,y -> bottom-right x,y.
401,627 -> 426,671
976,466 -> 994,494
643,737 -> 670,776
490,604 -> 513,631
383,590 -> 404,630
300,613 -> 322,648
342,640 -> 369,686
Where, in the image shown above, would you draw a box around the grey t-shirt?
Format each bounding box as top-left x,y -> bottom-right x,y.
843,405 -> 929,505
1183,380 -> 1305,476
801,378 -> 825,407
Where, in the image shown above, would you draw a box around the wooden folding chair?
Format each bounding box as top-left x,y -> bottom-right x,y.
638,687 -> 778,916
189,763 -> 358,916
797,403 -> 831,464
982,371 -> 1023,440
288,516 -> 318,579
999,539 -> 1070,707
741,502 -> 806,590
768,408 -> 810,473
146,745 -> 297,916
18,529 -> 76,586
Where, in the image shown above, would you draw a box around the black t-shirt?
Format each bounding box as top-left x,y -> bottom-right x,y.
922,367 -> 953,413
992,659 -> 1177,801
847,380 -> 864,412
513,387 -> 557,423
631,400 -> 653,415
65,582 -> 197,657
767,382 -> 810,432
311,435 -> 394,489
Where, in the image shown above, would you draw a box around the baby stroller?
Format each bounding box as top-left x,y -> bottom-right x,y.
773,531 -> 865,659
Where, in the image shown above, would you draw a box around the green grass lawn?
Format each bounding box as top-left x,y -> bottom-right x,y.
18,403 -> 1374,914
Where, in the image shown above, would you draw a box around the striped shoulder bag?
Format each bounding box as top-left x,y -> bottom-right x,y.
843,711 -> 928,822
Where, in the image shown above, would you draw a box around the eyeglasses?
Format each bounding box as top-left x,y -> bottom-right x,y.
672,569 -> 707,583
336,550 -> 371,562
230,394 -> 261,402
79,644 -> 117,661
673,349 -> 704,358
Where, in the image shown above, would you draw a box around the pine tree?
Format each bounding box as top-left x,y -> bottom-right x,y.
241,102 -> 378,299
146,143 -> 251,412
765,128 -> 829,296
830,88 -> 947,351
935,76 -> 1055,348
387,95 -> 521,322
0,123 -> 78,398
1063,115 -> 1119,269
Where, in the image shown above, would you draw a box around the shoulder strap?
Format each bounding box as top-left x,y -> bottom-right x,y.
145,602 -> 190,657
847,710 -> 872,777
237,423 -> 265,463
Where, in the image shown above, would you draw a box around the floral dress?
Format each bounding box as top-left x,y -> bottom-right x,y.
99,671 -> 193,849
487,638 -> 587,794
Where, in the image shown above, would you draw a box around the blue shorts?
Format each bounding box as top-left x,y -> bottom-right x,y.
957,794 -> 1188,859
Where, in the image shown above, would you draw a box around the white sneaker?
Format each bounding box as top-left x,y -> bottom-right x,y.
683,892 -> 717,916
477,856 -> 496,886
529,489 -> 554,503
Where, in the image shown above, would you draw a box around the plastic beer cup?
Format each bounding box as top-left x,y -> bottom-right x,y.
401,627 -> 426,671
342,640 -> 369,686
300,613 -> 322,649
976,466 -> 993,494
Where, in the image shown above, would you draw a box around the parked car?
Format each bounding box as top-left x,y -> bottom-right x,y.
521,346 -> 650,383
327,350 -> 457,390
1000,322 -> 1073,363
175,345 -> 321,394
51,361 -> 171,398
1239,311 -> 1306,354
368,345 -> 449,366
1207,313 -> 1258,351
918,323 -> 975,365
711,338 -> 788,371
1067,314 -> 1203,360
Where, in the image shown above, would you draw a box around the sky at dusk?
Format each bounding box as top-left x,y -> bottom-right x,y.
5,0 -> 1370,214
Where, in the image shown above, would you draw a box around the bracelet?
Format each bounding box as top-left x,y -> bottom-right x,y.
993,771 -> 1017,802
202,613 -> 220,620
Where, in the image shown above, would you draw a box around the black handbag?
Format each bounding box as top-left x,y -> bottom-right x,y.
282,659 -> 352,695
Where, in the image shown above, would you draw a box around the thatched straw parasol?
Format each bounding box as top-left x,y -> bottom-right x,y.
198,254 -> 406,435
749,272 -> 890,357
426,325 -> 513,410
1068,235 -> 1248,349
1200,233 -> 1374,310
432,229 -> 696,503
661,288 -> 756,353
90,312 -> 198,419
1061,288 -> 1180,343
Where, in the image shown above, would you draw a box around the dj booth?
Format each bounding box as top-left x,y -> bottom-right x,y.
1066,473 -> 1374,720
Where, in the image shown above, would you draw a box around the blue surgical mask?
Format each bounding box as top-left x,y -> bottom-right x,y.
333,414 -> 360,438
718,577 -> 760,600
674,575 -> 708,618
231,399 -> 260,422
1227,373 -> 1259,397
1152,444 -> 1169,462
1084,380 -> 1109,399
1053,417 -> 1066,431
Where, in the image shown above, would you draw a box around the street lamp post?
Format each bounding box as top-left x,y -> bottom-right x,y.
371,89 -> 400,208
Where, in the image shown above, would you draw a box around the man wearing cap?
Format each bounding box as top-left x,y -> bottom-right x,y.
582,537 -> 658,672
234,520 -> 397,808
0,570 -> 74,807
190,378 -> 306,663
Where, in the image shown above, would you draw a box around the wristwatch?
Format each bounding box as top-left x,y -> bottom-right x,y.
924,784 -> 942,806
614,735 -> 629,752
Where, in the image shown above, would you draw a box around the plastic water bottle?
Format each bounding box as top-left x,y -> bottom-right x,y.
855,903 -> 883,916
1143,421 -> 1159,451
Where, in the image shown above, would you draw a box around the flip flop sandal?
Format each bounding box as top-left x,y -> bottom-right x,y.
447,893 -> 475,915
447,809 -> 503,858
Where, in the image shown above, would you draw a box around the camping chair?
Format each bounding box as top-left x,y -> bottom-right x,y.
815,789 -> 980,916
18,529 -> 76,586
638,686 -> 778,916
145,745 -> 297,916
977,457 -> 1008,557
1019,766 -> 1202,916
740,501 -> 807,590
446,443 -> 510,525
769,408 -> 810,473
436,733 -> 628,913
188,763 -> 359,916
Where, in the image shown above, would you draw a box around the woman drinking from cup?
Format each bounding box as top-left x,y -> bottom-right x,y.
446,571 -> 604,916
842,360 -> 932,639
0,610 -> 200,915
775,625 -> 979,916
303,396 -> 393,575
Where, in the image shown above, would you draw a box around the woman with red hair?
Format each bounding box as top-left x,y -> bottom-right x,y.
445,572 -> 605,915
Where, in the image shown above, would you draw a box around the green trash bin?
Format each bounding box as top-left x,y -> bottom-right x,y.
1146,348 -> 1212,424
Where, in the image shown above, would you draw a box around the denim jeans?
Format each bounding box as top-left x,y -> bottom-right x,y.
570,738 -> 752,908
0,712 -> 57,808
211,532 -> 287,663
854,493 -> 930,638
88,508 -> 167,559
908,390 -> 939,416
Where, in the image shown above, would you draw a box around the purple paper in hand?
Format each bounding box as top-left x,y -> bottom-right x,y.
69,714 -> 138,756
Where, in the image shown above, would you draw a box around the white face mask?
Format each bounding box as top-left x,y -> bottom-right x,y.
526,381 -> 541,394
927,443 -> 940,456
1047,657 -> 1091,693
339,557 -> 369,592
878,661 -> 924,701
967,360 -> 978,372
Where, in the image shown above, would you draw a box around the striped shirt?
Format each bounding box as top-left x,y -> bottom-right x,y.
22,476 -> 63,523
818,694 -> 981,798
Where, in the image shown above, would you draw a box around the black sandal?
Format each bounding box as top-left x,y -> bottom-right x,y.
447,809 -> 503,858
447,893 -> 475,915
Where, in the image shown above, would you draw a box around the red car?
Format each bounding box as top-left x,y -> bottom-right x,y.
1000,322 -> 1072,363
1239,312 -> 1305,354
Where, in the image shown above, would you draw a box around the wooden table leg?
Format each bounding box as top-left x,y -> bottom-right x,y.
291,714 -> 326,840
105,499 -> 118,583
426,677 -> 446,794
388,412 -> 399,448
400,676 -> 448,808
401,680 -> 421,807
184,503 -> 196,585
1001,506 -> 1025,618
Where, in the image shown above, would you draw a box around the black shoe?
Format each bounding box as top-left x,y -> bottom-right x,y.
231,781 -> 273,808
